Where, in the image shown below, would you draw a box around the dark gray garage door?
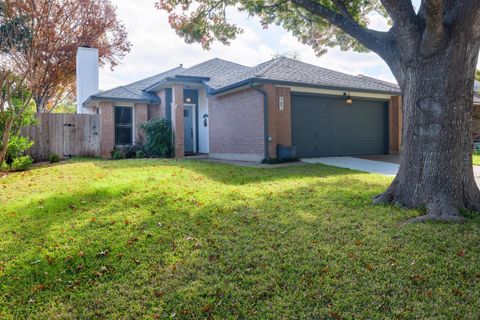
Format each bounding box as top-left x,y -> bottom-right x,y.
291,94 -> 388,157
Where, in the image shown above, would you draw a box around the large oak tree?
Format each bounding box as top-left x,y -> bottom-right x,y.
157,0 -> 480,222
6,0 -> 131,112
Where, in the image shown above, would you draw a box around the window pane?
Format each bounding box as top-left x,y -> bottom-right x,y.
114,107 -> 133,146
115,107 -> 132,125
115,127 -> 132,146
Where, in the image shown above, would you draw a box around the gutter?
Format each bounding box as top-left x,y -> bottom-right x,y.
249,81 -> 269,161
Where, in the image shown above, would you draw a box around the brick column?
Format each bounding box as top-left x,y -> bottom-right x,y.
99,102 -> 114,158
134,103 -> 148,144
389,96 -> 403,155
263,84 -> 292,159
171,84 -> 184,158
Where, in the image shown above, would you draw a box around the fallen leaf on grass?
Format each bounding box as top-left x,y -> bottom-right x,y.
452,288 -> 464,297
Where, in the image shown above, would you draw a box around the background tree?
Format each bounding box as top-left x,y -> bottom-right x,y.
7,0 -> 131,113
0,0 -> 35,165
157,0 -> 480,222
476,70 -> 480,83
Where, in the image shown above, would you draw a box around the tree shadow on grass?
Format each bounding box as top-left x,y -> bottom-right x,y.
88,157 -> 357,186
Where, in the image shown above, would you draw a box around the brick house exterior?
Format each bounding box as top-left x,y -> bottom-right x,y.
82,57 -> 407,162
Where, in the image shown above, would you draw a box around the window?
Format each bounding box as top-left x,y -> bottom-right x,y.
115,107 -> 133,146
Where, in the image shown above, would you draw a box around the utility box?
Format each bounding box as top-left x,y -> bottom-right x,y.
277,145 -> 297,160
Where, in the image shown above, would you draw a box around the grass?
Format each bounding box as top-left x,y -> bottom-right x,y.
473,151 -> 480,165
1,158 -> 479,319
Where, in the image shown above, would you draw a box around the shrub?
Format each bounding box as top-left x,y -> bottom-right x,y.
0,161 -> 9,171
111,150 -> 125,160
136,150 -> 145,158
141,119 -> 174,158
0,103 -> 36,165
125,144 -> 144,159
10,155 -> 33,171
48,153 -> 60,163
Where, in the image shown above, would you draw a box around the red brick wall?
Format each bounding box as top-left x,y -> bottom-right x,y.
171,84 -> 184,158
263,84 -> 292,158
209,88 -> 264,161
99,101 -> 114,158
389,96 -> 402,154
134,103 -> 148,144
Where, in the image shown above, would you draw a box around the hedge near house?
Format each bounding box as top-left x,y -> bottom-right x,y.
141,118 -> 174,158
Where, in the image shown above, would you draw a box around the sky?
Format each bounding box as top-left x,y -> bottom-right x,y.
99,0 -> 425,90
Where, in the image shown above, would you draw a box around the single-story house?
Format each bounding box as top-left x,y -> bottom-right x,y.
79,51 -> 405,162
472,82 -> 480,142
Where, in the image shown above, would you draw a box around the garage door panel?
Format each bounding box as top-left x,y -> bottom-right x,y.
292,94 -> 387,157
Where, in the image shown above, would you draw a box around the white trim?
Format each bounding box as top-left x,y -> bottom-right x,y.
285,86 -> 393,100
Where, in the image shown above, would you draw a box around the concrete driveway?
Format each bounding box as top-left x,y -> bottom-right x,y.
302,157 -> 399,176
302,157 -> 480,186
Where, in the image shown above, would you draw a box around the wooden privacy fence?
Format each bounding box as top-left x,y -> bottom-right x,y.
21,113 -> 101,161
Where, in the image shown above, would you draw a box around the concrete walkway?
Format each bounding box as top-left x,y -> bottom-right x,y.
303,157 -> 480,186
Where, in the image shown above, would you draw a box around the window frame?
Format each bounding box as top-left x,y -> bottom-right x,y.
114,106 -> 134,147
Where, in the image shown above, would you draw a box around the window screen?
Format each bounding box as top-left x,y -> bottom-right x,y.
115,107 -> 133,146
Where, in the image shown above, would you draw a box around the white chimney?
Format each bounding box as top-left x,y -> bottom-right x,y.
76,47 -> 99,114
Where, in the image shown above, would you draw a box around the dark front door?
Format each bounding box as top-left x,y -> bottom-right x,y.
184,105 -> 194,154
291,94 -> 388,157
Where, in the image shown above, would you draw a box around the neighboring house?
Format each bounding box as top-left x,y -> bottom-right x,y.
472,81 -> 480,142
78,48 -> 404,161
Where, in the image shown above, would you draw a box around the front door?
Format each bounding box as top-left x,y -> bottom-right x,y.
184,105 -> 194,154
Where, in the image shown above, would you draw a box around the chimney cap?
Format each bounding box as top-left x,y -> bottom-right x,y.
179,63 -> 183,68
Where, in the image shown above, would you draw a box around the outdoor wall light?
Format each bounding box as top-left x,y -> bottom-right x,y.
203,114 -> 209,127
343,92 -> 353,105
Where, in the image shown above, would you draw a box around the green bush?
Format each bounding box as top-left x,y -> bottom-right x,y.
0,161 -> 9,171
0,102 -> 36,165
10,155 -> 33,171
111,150 -> 125,160
136,150 -> 145,158
141,119 -> 173,158
48,153 -> 60,163
125,144 -> 144,159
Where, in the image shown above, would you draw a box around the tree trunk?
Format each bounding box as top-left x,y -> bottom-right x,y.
374,33 -> 480,222
34,94 -> 47,113
0,116 -> 13,164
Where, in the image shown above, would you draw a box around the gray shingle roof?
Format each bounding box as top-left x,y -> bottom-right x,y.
88,57 -> 403,105
89,66 -> 185,103
177,57 -> 401,94
176,58 -> 251,89
243,57 -> 401,93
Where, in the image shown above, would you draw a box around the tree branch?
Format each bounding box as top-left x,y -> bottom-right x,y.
380,0 -> 417,26
289,0 -> 391,55
420,0 -> 445,57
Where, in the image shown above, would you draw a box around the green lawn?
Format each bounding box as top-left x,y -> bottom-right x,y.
1,159 -> 479,319
473,151 -> 480,165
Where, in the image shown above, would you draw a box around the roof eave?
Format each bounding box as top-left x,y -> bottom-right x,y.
209,78 -> 401,96
83,96 -> 160,107
145,75 -> 211,92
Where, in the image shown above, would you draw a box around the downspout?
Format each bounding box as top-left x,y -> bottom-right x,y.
249,81 -> 269,161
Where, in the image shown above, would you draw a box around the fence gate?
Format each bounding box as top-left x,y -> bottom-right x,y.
21,113 -> 100,161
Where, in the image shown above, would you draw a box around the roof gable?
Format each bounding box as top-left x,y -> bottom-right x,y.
89,66 -> 185,103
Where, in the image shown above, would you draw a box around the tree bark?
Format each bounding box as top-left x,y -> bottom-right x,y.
0,116 -> 13,164
374,32 -> 480,222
